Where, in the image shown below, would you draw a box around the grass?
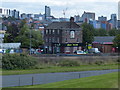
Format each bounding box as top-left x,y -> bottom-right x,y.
12,72 -> 119,88
2,64 -> 119,75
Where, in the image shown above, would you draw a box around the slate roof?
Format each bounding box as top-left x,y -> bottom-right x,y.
46,22 -> 80,29
93,36 -> 115,43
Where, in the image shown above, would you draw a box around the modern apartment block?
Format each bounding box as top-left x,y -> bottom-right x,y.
45,6 -> 51,20
81,11 -> 95,23
44,17 -> 83,54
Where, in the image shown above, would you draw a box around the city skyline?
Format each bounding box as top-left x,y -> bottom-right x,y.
1,0 -> 119,20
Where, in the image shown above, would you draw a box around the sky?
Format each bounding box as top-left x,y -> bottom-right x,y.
1,0 -> 119,20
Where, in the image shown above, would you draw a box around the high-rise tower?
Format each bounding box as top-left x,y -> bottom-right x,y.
118,1 -> 120,20
45,6 -> 51,20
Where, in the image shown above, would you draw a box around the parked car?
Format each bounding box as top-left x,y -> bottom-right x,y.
76,50 -> 86,55
9,49 -> 15,54
88,48 -> 100,53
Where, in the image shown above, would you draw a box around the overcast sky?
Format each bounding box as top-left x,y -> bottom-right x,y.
1,0 -> 119,20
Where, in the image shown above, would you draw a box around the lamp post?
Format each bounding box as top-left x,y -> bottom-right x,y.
29,18 -> 33,55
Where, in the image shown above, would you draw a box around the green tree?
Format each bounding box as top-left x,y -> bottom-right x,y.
82,23 -> 95,45
15,24 -> 43,48
94,28 -> 107,36
113,34 -> 120,52
108,29 -> 117,36
4,23 -> 20,43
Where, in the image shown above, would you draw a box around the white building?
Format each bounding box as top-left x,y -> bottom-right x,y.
118,1 -> 120,20
81,11 -> 95,23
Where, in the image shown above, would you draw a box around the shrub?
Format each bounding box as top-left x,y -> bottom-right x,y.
58,60 -> 80,67
95,61 -> 104,66
116,59 -> 120,62
2,53 -> 37,70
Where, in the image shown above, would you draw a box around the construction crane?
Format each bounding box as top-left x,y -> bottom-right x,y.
63,8 -> 68,18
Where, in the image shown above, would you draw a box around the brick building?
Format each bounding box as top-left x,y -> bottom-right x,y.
92,36 -> 115,53
44,17 -> 83,54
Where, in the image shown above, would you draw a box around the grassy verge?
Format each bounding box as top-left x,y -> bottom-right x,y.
2,64 -> 119,75
12,72 -> 119,88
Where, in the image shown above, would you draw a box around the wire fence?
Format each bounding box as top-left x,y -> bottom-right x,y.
2,69 -> 119,87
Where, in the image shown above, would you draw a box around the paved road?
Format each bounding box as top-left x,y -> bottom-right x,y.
1,69 -> 119,87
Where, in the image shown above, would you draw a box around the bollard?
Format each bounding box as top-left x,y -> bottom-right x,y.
32,76 -> 34,85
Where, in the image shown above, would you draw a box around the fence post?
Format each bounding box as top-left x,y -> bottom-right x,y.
19,77 -> 20,86
79,73 -> 80,78
32,76 -> 34,85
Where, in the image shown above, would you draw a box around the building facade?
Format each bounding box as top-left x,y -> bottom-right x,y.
44,17 -> 83,54
92,36 -> 115,53
98,16 -> 107,22
45,6 -> 51,20
118,1 -> 120,20
81,11 -> 95,23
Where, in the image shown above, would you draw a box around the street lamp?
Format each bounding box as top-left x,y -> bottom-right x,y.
29,18 -> 33,55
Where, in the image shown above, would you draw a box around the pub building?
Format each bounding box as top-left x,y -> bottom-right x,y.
44,17 -> 83,54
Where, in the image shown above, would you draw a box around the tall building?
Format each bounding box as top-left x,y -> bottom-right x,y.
110,14 -> 117,29
45,6 -> 51,20
118,1 -> 120,20
98,16 -> 107,22
118,1 -> 120,29
81,11 -> 95,23
74,15 -> 80,22
20,13 -> 27,19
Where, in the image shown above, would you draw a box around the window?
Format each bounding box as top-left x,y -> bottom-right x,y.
49,38 -> 52,42
65,38 -> 67,42
66,30 -> 67,33
46,38 -> 48,42
53,30 -> 55,34
46,30 -> 48,34
49,30 -> 51,34
70,31 -> 75,38
57,38 -> 59,43
58,30 -> 60,34
77,38 -> 79,42
52,37 -> 55,42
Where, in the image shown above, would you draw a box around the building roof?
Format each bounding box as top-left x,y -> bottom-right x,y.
46,22 -> 80,29
93,36 -> 115,44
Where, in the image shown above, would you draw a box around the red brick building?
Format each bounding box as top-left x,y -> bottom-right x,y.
44,17 -> 83,54
92,36 -> 116,53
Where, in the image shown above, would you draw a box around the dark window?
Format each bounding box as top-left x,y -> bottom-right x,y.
65,38 -> 67,42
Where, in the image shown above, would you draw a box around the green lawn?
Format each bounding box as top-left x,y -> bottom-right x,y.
13,72 -> 119,88
2,64 -> 119,75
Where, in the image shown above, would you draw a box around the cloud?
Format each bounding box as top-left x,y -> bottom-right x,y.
2,0 -> 120,2
1,0 -> 118,19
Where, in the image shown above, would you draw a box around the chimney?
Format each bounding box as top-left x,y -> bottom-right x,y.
70,17 -> 74,22
70,17 -> 74,28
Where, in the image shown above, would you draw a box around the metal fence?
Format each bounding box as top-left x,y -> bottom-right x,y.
2,69 -> 119,87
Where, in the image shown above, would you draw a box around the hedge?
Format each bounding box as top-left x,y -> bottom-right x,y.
2,53 -> 37,70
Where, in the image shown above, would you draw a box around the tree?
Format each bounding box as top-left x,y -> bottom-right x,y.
108,29 -> 117,36
15,24 -> 43,48
113,34 -> 120,52
94,28 -> 107,36
82,23 -> 95,46
4,23 -> 20,43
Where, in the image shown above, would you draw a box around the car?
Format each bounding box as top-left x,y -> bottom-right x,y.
76,50 -> 86,55
9,49 -> 15,54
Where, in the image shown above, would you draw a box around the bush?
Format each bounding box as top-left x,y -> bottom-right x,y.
58,60 -> 80,67
116,59 -> 120,62
95,61 -> 104,66
2,53 -> 37,70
